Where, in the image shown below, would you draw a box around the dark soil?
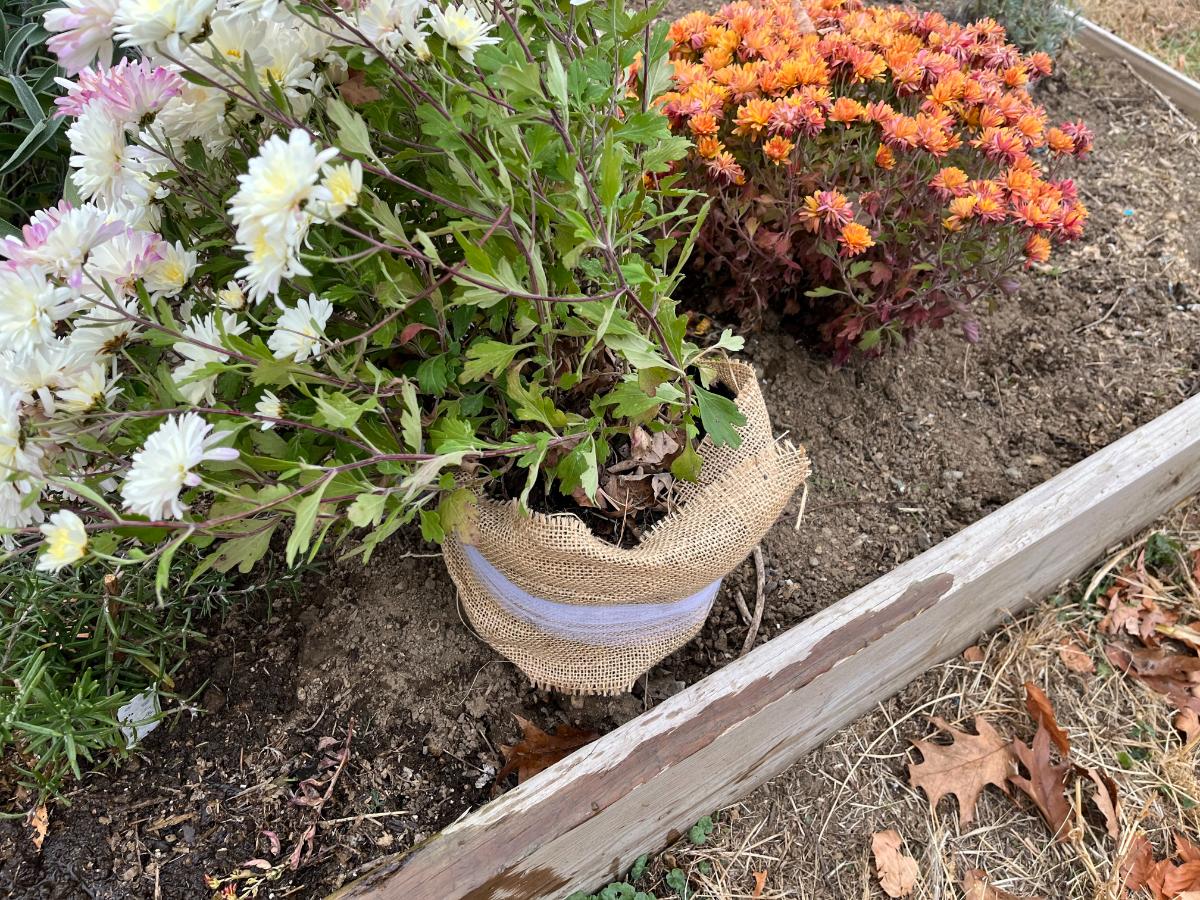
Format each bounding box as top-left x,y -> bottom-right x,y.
5,38 -> 1200,900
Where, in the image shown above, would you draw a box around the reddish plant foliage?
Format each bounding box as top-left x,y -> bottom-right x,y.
659,0 -> 1091,361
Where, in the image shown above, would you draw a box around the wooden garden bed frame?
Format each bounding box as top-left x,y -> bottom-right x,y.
330,27 -> 1200,900
334,392 -> 1200,900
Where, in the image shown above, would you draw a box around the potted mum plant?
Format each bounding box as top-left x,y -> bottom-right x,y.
659,0 -> 1091,362
13,0 -> 807,693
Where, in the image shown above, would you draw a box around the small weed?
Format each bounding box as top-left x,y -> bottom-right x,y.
687,815 -> 714,847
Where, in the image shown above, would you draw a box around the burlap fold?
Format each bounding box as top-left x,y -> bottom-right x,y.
443,359 -> 810,695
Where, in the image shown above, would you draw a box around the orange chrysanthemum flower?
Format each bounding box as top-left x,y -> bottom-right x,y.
799,189 -> 854,232
930,166 -> 968,198
733,97 -> 776,137
688,112 -> 720,136
838,222 -> 875,256
829,96 -> 864,124
875,144 -> 896,169
695,135 -> 724,158
707,151 -> 746,186
1024,233 -> 1051,264
1046,127 -> 1075,155
762,135 -> 795,164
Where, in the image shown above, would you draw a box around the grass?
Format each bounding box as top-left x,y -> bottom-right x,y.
1077,0 -> 1200,81
0,551 -> 300,802
620,497 -> 1200,898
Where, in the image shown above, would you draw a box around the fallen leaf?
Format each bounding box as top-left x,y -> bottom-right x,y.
962,645 -> 985,663
1023,683 -> 1070,757
1106,641 -> 1200,716
1176,709 -> 1200,744
27,804 -> 48,851
1085,767 -> 1120,839
961,869 -> 1046,900
908,716 -> 1013,826
870,829 -> 918,898
496,716 -> 598,785
751,870 -> 767,898
1179,835 -> 1200,863
1058,639 -> 1095,674
1009,723 -> 1073,840
1163,861 -> 1200,895
1121,833 -> 1156,893
338,69 -> 381,105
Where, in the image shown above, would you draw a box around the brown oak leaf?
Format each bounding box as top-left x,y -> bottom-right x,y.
961,869 -> 1045,900
1106,641 -> 1200,715
27,804 -> 48,851
1084,767 -> 1120,839
1023,683 -> 1070,757
1121,833 -> 1157,893
496,716 -> 598,785
870,829 -> 918,898
1009,722 -> 1072,840
907,716 -> 1013,826
338,69 -> 381,105
1057,639 -> 1095,674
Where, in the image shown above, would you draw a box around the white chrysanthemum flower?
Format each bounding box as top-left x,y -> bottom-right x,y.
120,412 -> 238,520
154,83 -> 231,154
358,0 -> 431,59
217,281 -> 246,310
0,386 -> 44,479
143,240 -> 196,298
68,295 -> 140,356
1,343 -> 75,416
0,267 -> 75,355
37,510 -> 89,572
255,390 -> 283,429
44,0 -> 120,74
427,3 -> 499,64
55,360 -> 121,412
83,227 -> 161,298
312,160 -> 362,221
230,129 -> 338,239
68,109 -> 167,210
234,222 -> 311,302
268,294 -> 332,362
172,312 -> 249,404
112,0 -> 216,50
0,202 -> 124,287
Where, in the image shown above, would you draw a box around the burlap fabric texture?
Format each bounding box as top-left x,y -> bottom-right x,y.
443,359 -> 810,695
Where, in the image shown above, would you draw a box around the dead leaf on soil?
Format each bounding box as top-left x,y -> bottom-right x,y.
870,829 -> 918,898
961,869 -> 1045,900
496,716 -> 599,785
907,716 -> 1013,826
1023,683 -> 1070,757
1084,767 -> 1121,839
1105,641 -> 1200,716
27,804 -> 48,851
1058,638 -> 1095,674
1009,722 -> 1073,841
751,870 -> 767,898
1122,833 -> 1157,894
1176,708 -> 1200,744
962,644 -> 985,663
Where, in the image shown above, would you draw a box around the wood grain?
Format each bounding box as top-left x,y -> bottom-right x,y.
332,393 -> 1200,899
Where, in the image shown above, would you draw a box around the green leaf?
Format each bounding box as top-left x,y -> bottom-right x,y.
694,385 -> 746,448
419,508 -> 444,543
400,379 -> 423,453
857,328 -> 882,351
556,437 -> 598,501
347,492 -> 386,528
191,520 -> 279,579
459,339 -> 533,383
670,441 -> 702,482
326,98 -> 377,162
804,285 -> 844,298
285,477 -> 331,565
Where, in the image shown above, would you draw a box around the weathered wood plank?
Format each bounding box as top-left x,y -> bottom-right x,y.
332,394 -> 1200,900
1075,16 -> 1200,120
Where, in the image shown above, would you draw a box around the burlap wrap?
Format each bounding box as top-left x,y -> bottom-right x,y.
443,359 -> 810,695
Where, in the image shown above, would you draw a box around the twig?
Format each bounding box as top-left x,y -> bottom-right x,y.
739,546 -> 766,657
733,589 -> 752,627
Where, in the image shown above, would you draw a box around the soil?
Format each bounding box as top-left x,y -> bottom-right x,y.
5,32 -> 1200,900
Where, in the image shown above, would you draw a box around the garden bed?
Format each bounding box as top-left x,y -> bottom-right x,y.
4,35 -> 1200,900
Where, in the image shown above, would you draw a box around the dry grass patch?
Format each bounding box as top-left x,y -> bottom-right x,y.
1077,0 -> 1200,80
641,498 -> 1200,899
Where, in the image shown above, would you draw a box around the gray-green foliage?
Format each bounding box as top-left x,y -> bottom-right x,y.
958,0 -> 1081,55
0,553 -> 295,798
0,1 -> 67,232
